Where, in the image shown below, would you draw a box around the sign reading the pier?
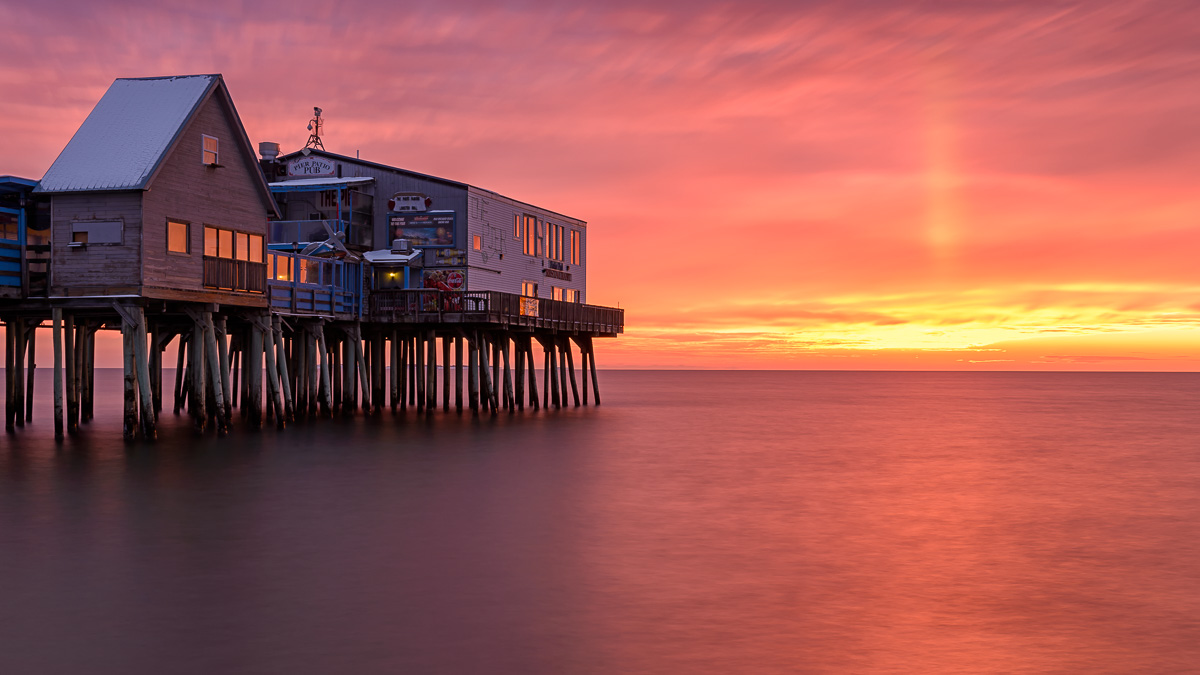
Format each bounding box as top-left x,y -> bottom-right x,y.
286,156 -> 336,177
390,212 -> 455,247
520,297 -> 539,317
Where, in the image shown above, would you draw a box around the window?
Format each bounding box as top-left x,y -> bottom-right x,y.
167,220 -> 189,253
562,289 -> 578,303
248,234 -> 263,263
236,232 -> 250,261
202,134 -> 219,165
522,215 -> 537,255
473,234 -> 482,251
514,213 -> 521,239
218,229 -> 233,258
204,227 -> 218,256
271,253 -> 293,281
522,281 -> 538,297
571,230 -> 580,265
71,221 -> 122,245
552,286 -> 563,301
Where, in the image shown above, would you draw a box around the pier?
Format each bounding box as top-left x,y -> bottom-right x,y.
1,74 -> 622,441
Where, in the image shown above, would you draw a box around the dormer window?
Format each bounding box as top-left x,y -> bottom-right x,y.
202,134 -> 219,165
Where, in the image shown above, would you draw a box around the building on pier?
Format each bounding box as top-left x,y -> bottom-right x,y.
2,73 -> 622,441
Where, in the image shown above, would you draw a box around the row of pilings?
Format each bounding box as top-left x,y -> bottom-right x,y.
4,304 -> 603,442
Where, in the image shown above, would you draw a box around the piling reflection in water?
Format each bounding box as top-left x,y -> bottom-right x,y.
3,371 -> 1200,673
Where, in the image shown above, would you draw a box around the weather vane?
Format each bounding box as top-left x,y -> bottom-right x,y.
305,106 -> 325,151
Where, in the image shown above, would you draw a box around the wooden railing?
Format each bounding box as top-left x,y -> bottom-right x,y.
369,289 -> 624,334
202,257 -> 267,293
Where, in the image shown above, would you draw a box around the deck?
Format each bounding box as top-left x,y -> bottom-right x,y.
369,289 -> 623,336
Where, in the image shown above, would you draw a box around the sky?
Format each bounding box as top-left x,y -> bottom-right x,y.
5,0 -> 1200,369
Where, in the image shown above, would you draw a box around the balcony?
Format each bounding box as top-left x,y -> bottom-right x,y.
269,219 -> 371,250
368,289 -> 624,335
202,256 -> 267,293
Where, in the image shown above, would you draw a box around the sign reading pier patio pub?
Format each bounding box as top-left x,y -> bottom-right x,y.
390,211 -> 456,247
287,156 -> 336,177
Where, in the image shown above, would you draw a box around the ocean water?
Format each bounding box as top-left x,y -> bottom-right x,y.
2,370 -> 1200,674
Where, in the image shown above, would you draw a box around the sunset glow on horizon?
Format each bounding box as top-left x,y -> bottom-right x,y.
6,0 -> 1200,369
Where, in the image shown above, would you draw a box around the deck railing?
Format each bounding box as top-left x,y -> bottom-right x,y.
202,257 -> 267,293
265,251 -> 361,317
369,289 -> 623,334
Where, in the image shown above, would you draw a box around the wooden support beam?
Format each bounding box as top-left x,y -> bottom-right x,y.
468,333 -> 479,412
514,336 -> 525,411
260,317 -> 284,429
526,337 -> 540,411
426,331 -> 437,412
502,334 -> 514,412
174,332 -> 188,415
190,316 -> 207,434
215,316 -> 232,426
454,335 -> 463,413
202,312 -> 228,436
542,342 -> 550,409
415,332 -> 425,411
558,338 -> 569,408
390,329 -> 400,412
85,325 -> 96,421
352,324 -> 371,412
52,308 -> 63,439
397,334 -> 406,412
13,318 -> 25,429
65,313 -> 77,434
308,326 -> 320,418
317,323 -> 332,417
149,323 -> 161,416
122,318 -> 137,441
73,321 -> 85,428
274,319 -> 294,423
587,336 -> 601,405
5,316 -> 14,432
560,337 -> 577,407
374,331 -> 385,414
247,320 -> 263,429
479,332 -> 496,413
341,328 -> 354,415
25,321 -> 36,423
132,308 -> 156,440
442,334 -> 451,412
408,335 -> 417,406
491,338 -> 500,408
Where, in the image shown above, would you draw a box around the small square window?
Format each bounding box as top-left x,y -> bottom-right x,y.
167,220 -> 189,253
202,134 -> 219,165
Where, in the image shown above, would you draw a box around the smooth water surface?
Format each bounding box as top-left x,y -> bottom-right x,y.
3,370 -> 1200,673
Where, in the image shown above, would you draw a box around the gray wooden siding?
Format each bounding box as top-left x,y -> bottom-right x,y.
332,160 -> 468,252
49,191 -> 142,295
465,186 -> 587,302
141,91 -> 272,306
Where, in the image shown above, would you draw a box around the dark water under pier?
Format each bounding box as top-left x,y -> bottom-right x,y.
3,370 -> 1200,673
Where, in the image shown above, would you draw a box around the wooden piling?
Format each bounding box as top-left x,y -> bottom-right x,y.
454,335 -> 463,412
308,326 -> 320,418
149,325 -> 162,417
190,317 -> 207,433
352,324 -> 371,411
202,313 -> 228,436
52,308 -> 63,439
132,308 -> 156,440
275,319 -> 294,423
514,337 -> 525,411
174,333 -> 188,414
415,332 -> 425,411
398,334 -> 407,412
317,323 -> 332,417
408,335 -> 417,406
390,329 -> 400,411
25,321 -> 36,423
527,337 -> 540,411
122,319 -> 138,441
468,333 -> 479,412
426,331 -> 437,412
13,318 -> 25,429
215,316 -> 232,425
442,334 -> 451,412
502,335 -> 514,411
65,313 -> 77,433
587,336 -> 601,405
5,317 -> 14,432
247,321 -> 263,429
479,332 -> 496,413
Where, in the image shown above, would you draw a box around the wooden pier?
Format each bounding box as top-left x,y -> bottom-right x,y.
2,289 -> 620,441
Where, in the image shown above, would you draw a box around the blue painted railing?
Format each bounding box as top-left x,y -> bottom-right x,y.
266,251 -> 361,318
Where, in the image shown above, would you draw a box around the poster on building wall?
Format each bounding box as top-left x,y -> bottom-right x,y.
423,268 -> 465,291
287,157 -> 336,177
520,297 -> 539,317
390,212 -> 455,247
429,248 -> 465,267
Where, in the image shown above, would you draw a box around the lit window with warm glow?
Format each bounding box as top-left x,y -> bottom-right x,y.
473,234 -> 482,251
167,220 -> 189,254
202,134 -> 218,165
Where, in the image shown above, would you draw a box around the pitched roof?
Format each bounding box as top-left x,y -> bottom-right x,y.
37,75 -> 219,192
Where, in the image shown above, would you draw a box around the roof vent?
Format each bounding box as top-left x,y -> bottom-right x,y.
391,238 -> 411,253
259,142 -> 280,161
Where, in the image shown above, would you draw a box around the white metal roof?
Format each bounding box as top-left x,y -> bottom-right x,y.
38,75 -> 219,193
267,177 -> 375,189
362,249 -> 422,264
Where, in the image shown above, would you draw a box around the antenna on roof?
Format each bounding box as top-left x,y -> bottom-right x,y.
305,107 -> 325,151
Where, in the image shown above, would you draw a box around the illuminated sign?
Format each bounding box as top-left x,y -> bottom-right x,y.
520,297 -> 539,317
390,211 -> 455,248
